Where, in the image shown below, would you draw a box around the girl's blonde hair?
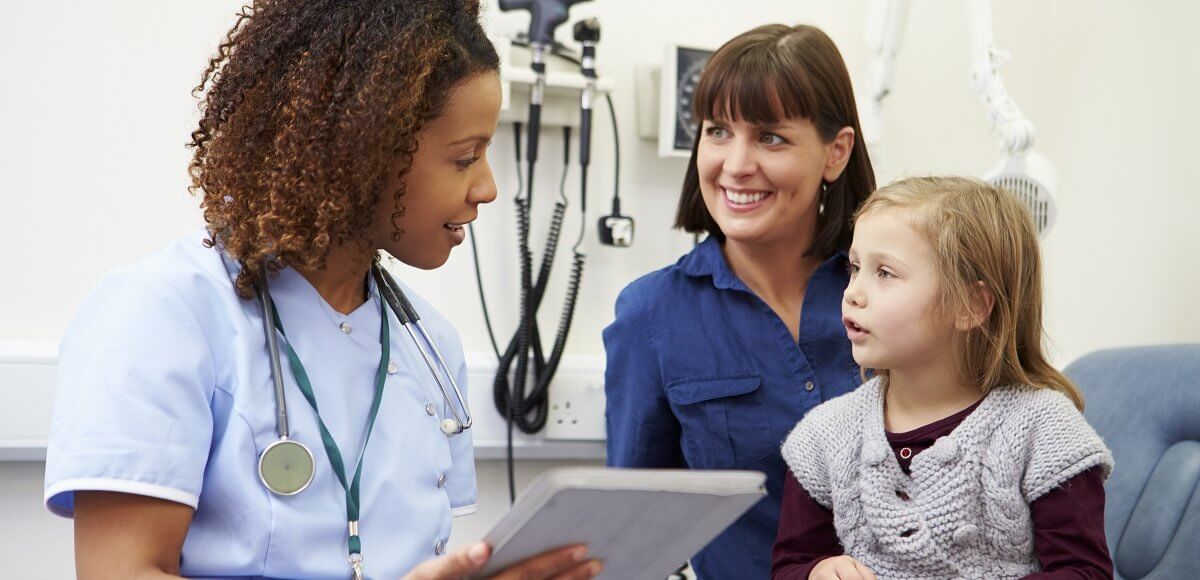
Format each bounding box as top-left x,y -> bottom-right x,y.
856,176 -> 1083,409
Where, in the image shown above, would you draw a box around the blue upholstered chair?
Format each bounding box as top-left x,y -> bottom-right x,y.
1064,344 -> 1200,580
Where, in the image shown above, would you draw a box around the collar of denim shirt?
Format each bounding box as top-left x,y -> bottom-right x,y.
678,236 -> 848,293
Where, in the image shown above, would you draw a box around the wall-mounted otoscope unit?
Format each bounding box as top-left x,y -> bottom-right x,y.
477,0 -> 626,501
574,19 -> 634,249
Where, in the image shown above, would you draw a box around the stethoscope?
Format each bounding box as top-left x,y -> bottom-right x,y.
255,262 -> 473,497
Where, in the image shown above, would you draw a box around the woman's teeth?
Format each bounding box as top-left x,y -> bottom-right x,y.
722,188 -> 770,205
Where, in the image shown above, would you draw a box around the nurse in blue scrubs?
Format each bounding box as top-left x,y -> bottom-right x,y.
43,2 -> 600,579
603,24 -> 876,579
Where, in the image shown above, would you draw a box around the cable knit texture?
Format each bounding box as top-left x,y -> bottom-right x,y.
781,377 -> 1113,579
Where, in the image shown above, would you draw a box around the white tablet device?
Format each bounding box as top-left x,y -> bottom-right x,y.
471,467 -> 768,579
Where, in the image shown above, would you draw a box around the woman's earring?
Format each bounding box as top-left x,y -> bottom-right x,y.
819,181 -> 828,215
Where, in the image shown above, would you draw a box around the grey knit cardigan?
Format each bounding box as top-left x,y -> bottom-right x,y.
781,377 -> 1113,579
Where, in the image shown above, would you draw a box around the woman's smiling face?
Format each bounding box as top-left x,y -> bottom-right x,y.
696,113 -> 846,248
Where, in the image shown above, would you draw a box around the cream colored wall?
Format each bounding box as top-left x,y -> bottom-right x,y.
1,1 -> 1196,577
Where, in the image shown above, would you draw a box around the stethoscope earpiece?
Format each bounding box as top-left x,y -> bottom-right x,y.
440,418 -> 463,436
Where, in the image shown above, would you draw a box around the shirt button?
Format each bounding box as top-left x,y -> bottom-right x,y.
804,381 -> 815,392
899,447 -> 913,459
437,473 -> 447,489
387,361 -> 398,375
435,540 -> 446,555
425,403 -> 436,416
339,322 -> 352,334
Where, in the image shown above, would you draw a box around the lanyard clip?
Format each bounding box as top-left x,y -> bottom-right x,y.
347,522 -> 364,580
348,552 -> 364,580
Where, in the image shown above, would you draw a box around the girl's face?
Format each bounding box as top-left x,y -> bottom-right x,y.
842,208 -> 955,371
695,114 -> 850,247
376,72 -> 501,269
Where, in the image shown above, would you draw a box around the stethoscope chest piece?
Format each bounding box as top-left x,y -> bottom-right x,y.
259,438 -> 316,496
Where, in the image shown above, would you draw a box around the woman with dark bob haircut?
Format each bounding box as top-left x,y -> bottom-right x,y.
603,23 -> 875,579
43,1 -> 601,578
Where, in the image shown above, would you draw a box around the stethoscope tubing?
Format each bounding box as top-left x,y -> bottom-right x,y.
254,261 -> 475,496
259,279 -> 291,440
372,265 -> 473,432
257,262 -> 474,446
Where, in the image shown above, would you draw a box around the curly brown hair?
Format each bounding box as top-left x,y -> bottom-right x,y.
188,0 -> 499,298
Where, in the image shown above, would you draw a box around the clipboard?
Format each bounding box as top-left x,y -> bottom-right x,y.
471,467 -> 767,579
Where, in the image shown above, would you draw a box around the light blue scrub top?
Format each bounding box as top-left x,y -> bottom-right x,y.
45,230 -> 477,579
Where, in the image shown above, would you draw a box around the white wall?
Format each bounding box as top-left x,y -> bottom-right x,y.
2,0 -> 1197,577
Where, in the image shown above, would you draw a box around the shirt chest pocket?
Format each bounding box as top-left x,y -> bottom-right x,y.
665,374 -> 776,469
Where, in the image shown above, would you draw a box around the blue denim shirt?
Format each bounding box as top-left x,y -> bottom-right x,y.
603,237 -> 861,579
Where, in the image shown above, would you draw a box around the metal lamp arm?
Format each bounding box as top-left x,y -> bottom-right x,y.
861,0 -> 911,150
967,0 -> 1035,155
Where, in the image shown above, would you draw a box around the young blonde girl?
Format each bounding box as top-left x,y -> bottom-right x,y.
771,176 -> 1114,579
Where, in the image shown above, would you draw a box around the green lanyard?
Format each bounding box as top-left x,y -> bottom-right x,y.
270,295 -> 389,577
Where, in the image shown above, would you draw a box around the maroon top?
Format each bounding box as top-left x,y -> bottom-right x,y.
771,400 -> 1113,579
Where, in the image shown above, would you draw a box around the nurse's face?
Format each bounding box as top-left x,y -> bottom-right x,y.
377,72 -> 501,269
696,113 -> 850,247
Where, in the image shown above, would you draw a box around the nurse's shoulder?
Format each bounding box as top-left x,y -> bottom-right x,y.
60,230 -> 242,395
133,229 -> 246,312
75,230 -> 243,325
48,230 -> 233,518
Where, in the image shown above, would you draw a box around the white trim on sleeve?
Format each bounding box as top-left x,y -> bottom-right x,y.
450,504 -> 478,518
44,478 -> 200,517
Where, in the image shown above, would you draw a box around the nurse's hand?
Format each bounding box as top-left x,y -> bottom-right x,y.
403,542 -> 602,580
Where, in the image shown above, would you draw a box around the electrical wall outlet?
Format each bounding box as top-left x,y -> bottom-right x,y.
462,353 -> 607,458
544,368 -> 607,441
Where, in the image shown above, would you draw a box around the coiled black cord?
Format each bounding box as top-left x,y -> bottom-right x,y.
494,125 -> 575,438
536,164 -> 588,395
469,40 -> 614,503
